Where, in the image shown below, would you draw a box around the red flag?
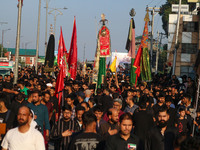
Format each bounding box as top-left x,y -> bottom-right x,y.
68,17 -> 77,80
55,65 -> 64,119
57,27 -> 67,77
17,0 -> 23,7
133,45 -> 143,86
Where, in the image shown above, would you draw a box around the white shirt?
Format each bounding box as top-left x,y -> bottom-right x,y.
30,118 -> 37,129
1,127 -> 45,150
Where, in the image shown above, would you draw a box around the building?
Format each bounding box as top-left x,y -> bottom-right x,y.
167,3 -> 200,77
7,48 -> 36,66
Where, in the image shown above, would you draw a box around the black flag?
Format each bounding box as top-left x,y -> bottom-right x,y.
45,34 -> 55,68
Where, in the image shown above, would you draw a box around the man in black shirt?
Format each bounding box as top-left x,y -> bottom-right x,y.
3,75 -> 13,90
99,108 -> 120,139
152,92 -> 166,119
0,94 -> 14,144
10,92 -> 28,127
145,106 -> 177,150
51,105 -> 80,150
0,75 -> 3,87
105,113 -> 140,150
165,96 -> 176,127
68,111 -> 103,150
132,101 -> 154,150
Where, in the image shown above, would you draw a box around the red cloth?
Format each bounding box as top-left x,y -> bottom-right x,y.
116,88 -> 122,95
68,17 -> 77,80
55,65 -> 64,117
133,45 -> 143,86
57,27 -> 67,77
17,0 -> 23,7
45,102 -> 53,116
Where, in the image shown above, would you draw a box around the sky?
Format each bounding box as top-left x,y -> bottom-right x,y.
1,0 -> 166,61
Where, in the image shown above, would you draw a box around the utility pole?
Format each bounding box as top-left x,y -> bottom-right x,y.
155,31 -> 159,74
172,0 -> 182,75
14,0 -> 22,84
44,0 -> 50,57
146,7 -> 160,72
35,0 -> 42,73
1,30 -> 4,57
48,7 -> 67,36
25,41 -> 32,66
83,43 -> 86,62
83,44 -> 86,75
44,0 -> 50,56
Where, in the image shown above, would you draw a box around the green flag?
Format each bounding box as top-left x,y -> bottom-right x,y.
126,18 -> 136,86
140,11 -> 152,82
97,57 -> 106,88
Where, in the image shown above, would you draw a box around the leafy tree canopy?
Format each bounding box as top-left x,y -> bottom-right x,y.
159,0 -> 188,36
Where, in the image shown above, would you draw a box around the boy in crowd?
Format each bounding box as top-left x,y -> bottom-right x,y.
175,107 -> 191,136
124,96 -> 138,115
74,106 -> 85,131
65,94 -> 76,120
93,106 -> 106,133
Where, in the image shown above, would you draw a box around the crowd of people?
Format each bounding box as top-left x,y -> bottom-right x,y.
0,65 -> 200,150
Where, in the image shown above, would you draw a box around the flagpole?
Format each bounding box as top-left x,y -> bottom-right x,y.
44,0 -> 50,57
97,14 -> 108,88
172,0 -> 182,75
192,77 -> 200,137
35,0 -> 42,73
14,0 -> 22,84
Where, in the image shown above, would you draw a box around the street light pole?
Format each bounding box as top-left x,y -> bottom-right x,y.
25,41 -> 32,66
1,30 -> 3,57
44,0 -> 50,57
35,0 -> 42,73
1,29 -> 11,57
14,0 -> 22,84
48,7 -> 67,36
172,0 -> 182,75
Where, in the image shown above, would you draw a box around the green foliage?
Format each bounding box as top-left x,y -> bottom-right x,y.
158,44 -> 168,72
159,0 -> 188,36
0,44 -> 8,57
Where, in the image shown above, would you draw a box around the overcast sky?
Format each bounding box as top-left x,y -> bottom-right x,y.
1,0 -> 166,61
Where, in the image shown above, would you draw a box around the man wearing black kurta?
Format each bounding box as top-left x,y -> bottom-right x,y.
51,105 -> 80,150
145,106 -> 177,150
105,113 -> 140,150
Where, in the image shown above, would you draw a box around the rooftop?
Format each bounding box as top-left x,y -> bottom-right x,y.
7,48 -> 36,56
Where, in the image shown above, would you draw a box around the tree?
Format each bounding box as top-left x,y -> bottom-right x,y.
0,44 -> 8,57
159,0 -> 188,36
158,44 -> 167,73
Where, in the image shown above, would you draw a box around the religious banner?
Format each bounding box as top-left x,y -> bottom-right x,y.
111,52 -> 132,67
44,34 -> 55,72
98,26 -> 111,57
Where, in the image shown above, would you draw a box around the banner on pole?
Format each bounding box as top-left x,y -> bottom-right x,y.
99,26 -> 111,57
111,52 -> 133,68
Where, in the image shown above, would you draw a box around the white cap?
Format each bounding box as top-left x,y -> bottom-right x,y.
46,83 -> 53,87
